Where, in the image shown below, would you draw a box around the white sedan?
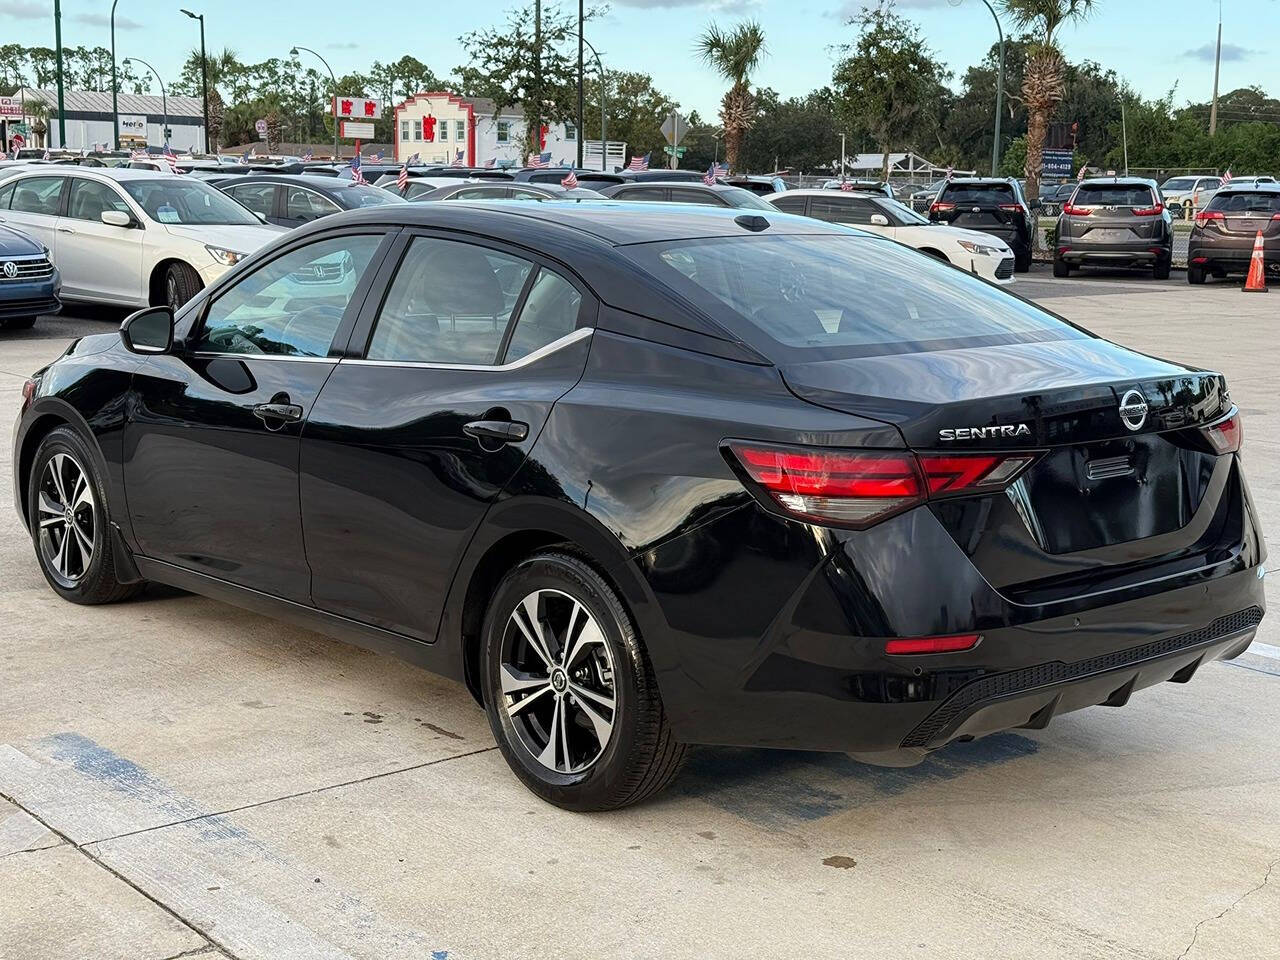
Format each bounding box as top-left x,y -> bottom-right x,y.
764,189 -> 1016,285
0,167 -> 286,310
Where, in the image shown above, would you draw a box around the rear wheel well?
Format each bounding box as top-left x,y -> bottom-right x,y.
17,413 -> 71,526
459,530 -> 626,703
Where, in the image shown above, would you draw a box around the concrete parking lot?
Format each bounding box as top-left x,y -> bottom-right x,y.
1,264 -> 1278,960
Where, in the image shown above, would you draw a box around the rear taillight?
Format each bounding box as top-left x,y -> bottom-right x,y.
1062,203 -> 1091,216
1195,210 -> 1224,225
930,201 -> 955,214
885,634 -> 980,656
997,202 -> 1023,212
1203,413 -> 1242,455
1132,203 -> 1164,216
726,442 -> 1036,528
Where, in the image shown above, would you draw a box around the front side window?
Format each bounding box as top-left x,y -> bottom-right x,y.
505,269 -> 582,362
625,234 -> 1088,362
367,237 -> 533,364
0,182 -> 14,208
224,183 -> 276,217
285,187 -> 340,222
123,179 -> 259,225
770,194 -> 807,214
9,177 -> 64,216
497,120 -> 510,143
193,234 -> 382,357
66,179 -> 132,221
809,195 -> 874,224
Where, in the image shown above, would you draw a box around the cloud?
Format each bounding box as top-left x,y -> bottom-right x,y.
612,0 -> 759,9
0,0 -> 46,19
1183,42 -> 1257,62
74,12 -> 144,28
327,41 -> 360,50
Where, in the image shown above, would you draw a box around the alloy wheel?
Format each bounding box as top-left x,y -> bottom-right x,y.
166,273 -> 180,310
37,452 -> 95,584
500,588 -> 617,774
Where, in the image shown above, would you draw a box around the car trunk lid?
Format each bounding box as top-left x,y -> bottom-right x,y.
1067,184 -> 1164,241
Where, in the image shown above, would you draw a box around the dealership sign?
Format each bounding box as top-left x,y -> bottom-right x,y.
119,114 -> 148,137
333,96 -> 381,119
0,96 -> 24,119
339,120 -> 375,140
1042,148 -> 1074,179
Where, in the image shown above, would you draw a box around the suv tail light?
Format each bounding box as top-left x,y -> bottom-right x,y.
1195,210 -> 1224,225
1131,203 -> 1164,216
725,442 -> 1036,528
997,202 -> 1023,212
1203,412 -> 1242,455
930,201 -> 955,214
1062,203 -> 1091,216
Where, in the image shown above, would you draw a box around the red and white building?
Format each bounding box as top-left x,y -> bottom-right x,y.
392,91 -> 577,167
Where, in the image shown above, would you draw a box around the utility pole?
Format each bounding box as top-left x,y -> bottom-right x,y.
581,35 -> 607,171
111,0 -> 121,149
978,0 -> 1005,176
533,0 -> 542,161
840,132 -> 846,180
53,0 -> 66,147
576,0 -> 584,168
1209,0 -> 1222,135
1121,100 -> 1129,175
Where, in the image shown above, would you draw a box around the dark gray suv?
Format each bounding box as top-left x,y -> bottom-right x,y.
1054,177 -> 1173,279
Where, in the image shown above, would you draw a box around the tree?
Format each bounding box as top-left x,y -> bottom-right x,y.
740,87 -> 843,174
831,4 -> 950,181
1000,0 -> 1095,199
695,20 -> 766,173
580,70 -> 677,166
173,47 -> 244,150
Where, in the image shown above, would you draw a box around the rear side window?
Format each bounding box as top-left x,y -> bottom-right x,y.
1072,184 -> 1156,207
770,195 -> 807,214
225,183 -> 275,217
625,234 -> 1087,361
9,177 -> 64,215
939,182 -> 1013,204
808,195 -> 876,225
669,188 -> 726,207
505,270 -> 583,362
367,237 -> 533,364
1206,191 -> 1280,214
286,187 -> 340,222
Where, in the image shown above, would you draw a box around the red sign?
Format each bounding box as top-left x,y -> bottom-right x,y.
9,133 -> 24,148
0,96 -> 23,119
333,96 -> 381,119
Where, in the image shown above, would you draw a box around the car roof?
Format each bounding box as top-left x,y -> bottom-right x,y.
0,165 -> 175,182
943,177 -> 1015,185
1077,176 -> 1157,187
220,174 -> 357,189
770,189 -> 891,198
1217,182 -> 1280,193
325,199 -> 854,246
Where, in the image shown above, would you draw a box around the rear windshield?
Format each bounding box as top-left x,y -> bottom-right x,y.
1072,184 -> 1156,206
939,182 -> 1013,204
623,234 -> 1088,361
1206,191 -> 1280,214
334,184 -> 403,207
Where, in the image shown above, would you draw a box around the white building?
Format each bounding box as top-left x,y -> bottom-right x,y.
393,91 -> 576,168
13,88 -> 206,153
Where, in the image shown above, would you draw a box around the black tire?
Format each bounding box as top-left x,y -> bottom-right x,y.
1052,258 -> 1071,278
1152,258 -> 1171,280
162,262 -> 202,311
481,550 -> 687,811
28,426 -> 145,605
1014,248 -> 1032,273
2,316 -> 37,330
1188,265 -> 1207,285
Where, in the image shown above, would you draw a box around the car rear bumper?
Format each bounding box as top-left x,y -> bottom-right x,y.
1189,245 -> 1280,273
1058,241 -> 1170,266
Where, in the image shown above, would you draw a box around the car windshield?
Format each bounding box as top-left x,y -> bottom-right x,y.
876,198 -> 929,225
940,182 -> 1014,204
1073,184 -> 1156,206
1206,191 -> 1280,214
1161,178 -> 1198,191
624,233 -> 1087,361
335,184 -> 404,207
122,178 -> 261,225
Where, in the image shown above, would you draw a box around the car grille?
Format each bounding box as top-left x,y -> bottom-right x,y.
0,296 -> 59,316
899,606 -> 1264,748
995,257 -> 1014,279
0,256 -> 55,283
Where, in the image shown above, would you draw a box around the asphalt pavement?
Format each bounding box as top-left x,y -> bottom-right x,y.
1,265 -> 1277,960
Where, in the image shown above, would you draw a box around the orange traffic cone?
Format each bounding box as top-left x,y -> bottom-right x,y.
1244,229 -> 1268,293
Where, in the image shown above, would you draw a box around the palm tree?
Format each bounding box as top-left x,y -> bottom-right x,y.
695,20 -> 766,174
187,46 -> 242,151
1000,0 -> 1094,200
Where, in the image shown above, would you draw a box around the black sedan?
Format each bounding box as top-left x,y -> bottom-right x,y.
597,181 -> 775,209
415,181 -> 605,202
13,202 -> 1264,810
215,174 -> 404,228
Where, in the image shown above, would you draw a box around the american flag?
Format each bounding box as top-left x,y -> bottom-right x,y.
627,152 -> 650,171
240,150 -> 251,162
397,163 -> 408,191
350,153 -> 366,184
839,179 -> 854,192
561,169 -> 579,189
42,149 -> 50,161
370,151 -> 383,162
1222,168 -> 1233,184
714,162 -> 729,177
527,151 -> 551,168
1077,164 -> 1087,181
451,149 -> 466,168
483,157 -> 496,169
407,152 -> 420,165
162,144 -> 179,174
302,150 -> 313,161
945,164 -> 954,180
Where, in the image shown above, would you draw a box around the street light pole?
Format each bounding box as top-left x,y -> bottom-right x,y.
1209,0 -> 1222,135
978,0 -> 1005,176
291,46 -> 338,160
576,0 -> 584,168
125,58 -> 166,147
111,0 -> 121,149
580,35 -> 607,171
53,0 -> 66,146
180,10 -> 208,153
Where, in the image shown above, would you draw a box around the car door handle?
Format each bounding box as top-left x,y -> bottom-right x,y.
57,226 -> 76,234
463,419 -> 529,444
253,402 -> 303,426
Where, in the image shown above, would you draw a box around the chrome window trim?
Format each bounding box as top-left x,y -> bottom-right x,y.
343,326 -> 592,372
187,352 -> 337,363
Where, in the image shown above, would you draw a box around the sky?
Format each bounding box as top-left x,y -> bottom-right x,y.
3,0 -> 1278,121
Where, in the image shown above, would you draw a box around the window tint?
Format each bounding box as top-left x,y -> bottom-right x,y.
10,177 -> 64,215
506,270 -> 582,362
626,234 -> 1087,361
194,235 -> 381,357
611,187 -> 655,201
66,179 -> 132,221
335,184 -> 401,208
451,186 -> 506,200
225,183 -> 276,217
367,237 -> 533,364
1073,184 -> 1156,206
669,188 -> 726,206
770,195 -> 807,214
510,188 -> 549,200
939,182 -> 1014,204
1206,191 -> 1280,214
809,195 -> 875,225
286,187 -> 340,222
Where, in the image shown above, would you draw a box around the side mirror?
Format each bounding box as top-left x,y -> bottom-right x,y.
120,306 -> 174,354
869,213 -> 890,226
1029,198 -> 1043,210
101,210 -> 133,228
